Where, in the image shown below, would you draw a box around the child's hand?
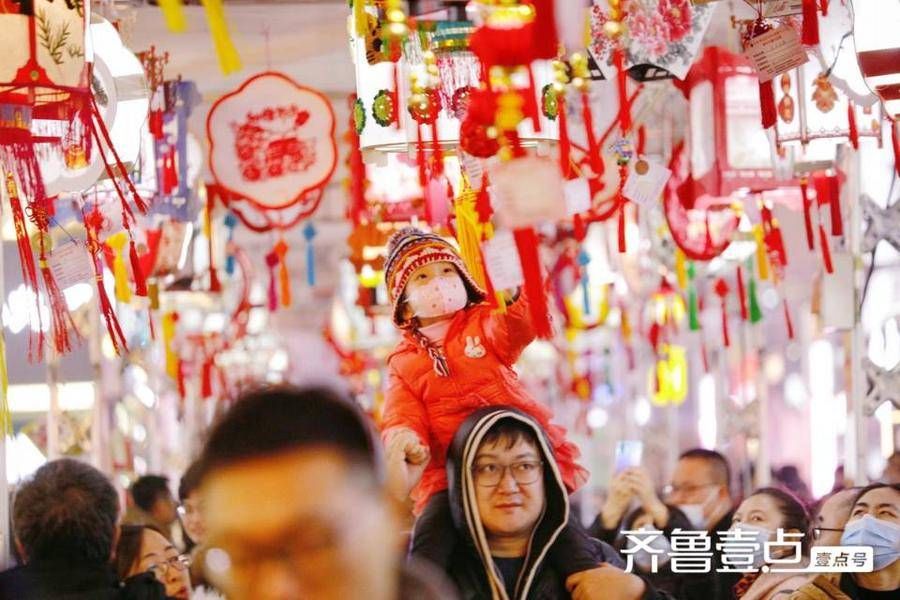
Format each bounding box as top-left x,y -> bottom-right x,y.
385,428 -> 430,500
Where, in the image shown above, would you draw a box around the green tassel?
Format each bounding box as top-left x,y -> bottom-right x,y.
748,271 -> 763,324
688,261 -> 701,331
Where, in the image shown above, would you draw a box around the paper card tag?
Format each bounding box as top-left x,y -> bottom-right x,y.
47,241 -> 94,290
623,159 -> 671,207
762,0 -> 803,17
482,230 -> 525,291
744,26 -> 809,83
154,221 -> 188,277
488,156 -> 567,229
460,151 -> 484,191
565,178 -> 592,216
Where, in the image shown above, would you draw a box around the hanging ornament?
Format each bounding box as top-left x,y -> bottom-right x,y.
736,265 -> 749,321
223,211 -> 239,275
3,173 -> 43,358
84,206 -> 128,355
273,238 -> 291,307
541,84 -> 559,120
303,221 -> 317,287
265,248 -> 280,311
714,277 -> 731,347
373,88 -> 398,127
747,262 -> 763,324
106,232 -> 134,304
799,176 -> 815,250
353,96 -> 367,134
687,261 -> 701,331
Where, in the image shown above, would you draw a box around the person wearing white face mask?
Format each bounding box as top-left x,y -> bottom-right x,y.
790,483 -> 900,600
728,488 -> 813,600
617,504 -> 693,597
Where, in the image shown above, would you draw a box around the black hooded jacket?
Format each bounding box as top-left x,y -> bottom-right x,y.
444,408 -> 625,600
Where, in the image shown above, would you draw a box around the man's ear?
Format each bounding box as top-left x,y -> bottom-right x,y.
14,537 -> 27,563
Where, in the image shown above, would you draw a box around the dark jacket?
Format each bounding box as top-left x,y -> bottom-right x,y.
444,408 -> 627,600
680,509 -> 742,600
0,560 -> 165,600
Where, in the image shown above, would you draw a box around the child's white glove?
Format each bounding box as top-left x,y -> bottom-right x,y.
384,428 -> 430,500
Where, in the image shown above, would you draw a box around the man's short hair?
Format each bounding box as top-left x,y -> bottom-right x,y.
197,384 -> 379,481
479,417 -> 540,451
130,475 -> 172,512
679,448 -> 732,490
178,460 -> 204,502
13,458 -> 119,564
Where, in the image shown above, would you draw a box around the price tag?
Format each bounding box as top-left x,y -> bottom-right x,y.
47,241 -> 94,289
744,26 -> 809,83
623,159 -> 671,208
482,230 -> 524,291
565,178 -> 592,216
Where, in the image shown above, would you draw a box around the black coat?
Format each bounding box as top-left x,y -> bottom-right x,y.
0,561 -> 165,600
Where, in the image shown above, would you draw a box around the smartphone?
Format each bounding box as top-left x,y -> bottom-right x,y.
614,440 -> 643,473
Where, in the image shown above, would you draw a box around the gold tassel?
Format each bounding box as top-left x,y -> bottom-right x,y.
753,225 -> 770,281
106,232 -> 132,304
353,0 -> 369,37
163,312 -> 179,381
201,0 -> 242,75
158,0 -> 188,33
453,179 -> 489,290
598,283 -> 610,324
675,248 -> 687,290
0,328 -> 10,436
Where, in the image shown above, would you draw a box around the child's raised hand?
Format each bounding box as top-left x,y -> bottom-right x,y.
385,428 -> 430,500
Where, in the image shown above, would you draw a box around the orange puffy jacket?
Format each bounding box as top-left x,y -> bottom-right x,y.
382,291 -> 589,515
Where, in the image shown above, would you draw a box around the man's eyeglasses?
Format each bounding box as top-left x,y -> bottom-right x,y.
663,483 -> 719,497
813,527 -> 844,540
146,554 -> 191,578
472,460 -> 543,487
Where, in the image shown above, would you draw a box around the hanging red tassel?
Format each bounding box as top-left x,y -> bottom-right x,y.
800,177 -> 815,250
526,65 -> 541,132
347,95 -> 367,225
149,110 -> 164,140
265,249 -> 279,311
893,120 -> 900,178
4,174 -> 44,359
819,223 -> 834,274
475,180 -> 494,227
636,125 -> 647,156
201,358 -> 214,399
759,79 -> 777,129
84,207 -> 129,355
617,202 -> 627,253
847,102 -> 859,150
162,147 -> 178,195
581,91 -> 603,177
783,298 -> 795,339
819,0 -> 828,16
736,265 -> 749,321
801,0 -> 820,45
714,278 -> 730,347
392,61 -> 401,128
513,227 -> 553,340
573,213 -> 587,242
613,47 -> 632,133
430,118 -> 443,177
814,172 -> 843,236
557,93 -> 573,179
129,239 -> 148,297
90,94 -> 148,215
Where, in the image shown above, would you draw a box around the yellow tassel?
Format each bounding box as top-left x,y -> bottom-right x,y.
564,296 -> 585,329
0,328 -> 10,436
621,307 -> 632,342
353,0 -> 369,37
106,232 -> 132,304
753,225 -> 770,281
162,312 -> 179,381
201,0 -> 242,75
597,283 -> 610,324
453,180 -> 489,290
158,0 -> 188,33
675,248 -> 687,290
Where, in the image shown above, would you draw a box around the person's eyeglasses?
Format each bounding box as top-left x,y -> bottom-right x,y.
146,554 -> 191,578
663,483 -> 719,497
813,527 -> 844,540
472,460 -> 543,487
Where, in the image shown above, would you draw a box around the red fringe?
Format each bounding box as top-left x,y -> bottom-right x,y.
847,102 -> 859,149
206,192 -> 221,293
617,201 -> 627,253
801,0 -> 820,45
819,223 -> 834,274
416,123 -> 428,188
557,94 -> 573,179
800,178 -> 815,250
40,264 -> 79,355
90,95 -> 148,214
129,239 -> 148,297
513,227 -> 553,339
613,48 -> 631,133
721,297 -> 731,347
759,80 -> 777,129
265,250 -> 279,311
85,208 -> 128,355
201,359 -> 214,399
736,265 -> 748,321
581,91 -> 603,177
430,118 -> 443,177
783,298 -> 795,339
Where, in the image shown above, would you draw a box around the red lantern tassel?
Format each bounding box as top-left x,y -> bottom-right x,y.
557,93 -> 573,179
430,118 -> 443,177
617,202 -> 627,253
129,239 -> 148,297
32,197 -> 79,355
527,66 -> 541,132
85,209 -> 129,355
800,178 -> 815,250
4,174 -> 44,360
265,249 -> 279,311
416,123 -> 428,188
90,95 -> 148,214
819,223 -> 834,274
206,192 -> 221,293
392,61 -> 401,128
581,91 -> 603,177
715,278 -> 730,347
847,102 -> 859,149
513,227 -> 553,340
783,298 -> 795,339
801,0 -> 820,45
201,359 -> 213,399
736,265 -> 749,321
759,79 -> 777,129
814,172 -> 843,236
613,47 -> 631,133
819,0 -> 828,16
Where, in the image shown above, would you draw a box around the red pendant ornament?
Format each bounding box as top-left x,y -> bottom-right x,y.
714,278 -> 731,348
84,206 -> 129,355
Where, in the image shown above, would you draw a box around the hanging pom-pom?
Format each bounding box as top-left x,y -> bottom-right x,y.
714,278 -> 730,347
736,265 -> 749,321
687,262 -> 701,331
513,228 -> 553,339
273,239 -> 291,307
847,102 -> 859,150
748,265 -> 763,324
675,248 -> 687,290
577,248 -> 591,314
106,233 -> 133,304
304,222 -> 317,287
265,249 -> 280,311
819,223 -> 834,274
783,297 -> 795,339
129,239 -> 148,297
801,0 -> 820,45
800,177 -> 815,250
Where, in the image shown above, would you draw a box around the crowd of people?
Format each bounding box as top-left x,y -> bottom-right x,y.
0,384 -> 897,599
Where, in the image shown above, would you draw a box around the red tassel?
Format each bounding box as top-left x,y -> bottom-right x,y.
800,178 -> 815,250
163,148 -> 178,195
557,93 -> 573,179
206,192 -> 221,293
265,250 -> 279,311
636,125 -> 647,156
85,207 -> 128,355
129,239 -> 148,297
4,174 -> 44,359
893,120 -> 900,178
90,95 -> 148,214
847,102 -> 859,150
581,91 -> 603,177
513,227 -> 553,340
801,0 -> 820,46
475,183 -> 493,226
392,62 -> 401,128
530,0 -> 560,60
736,265 -> 749,321
201,359 -> 213,399
149,110 -> 164,140
527,66 -> 541,132
573,213 -> 587,242
783,298 -> 795,339
819,223 -> 834,274
416,123 -> 428,188
819,0 -> 828,16
814,172 -> 843,236
430,118 -> 443,177
176,360 -> 186,399
759,79 -> 777,129
617,202 -> 627,253
715,278 -> 730,347
613,48 -> 632,133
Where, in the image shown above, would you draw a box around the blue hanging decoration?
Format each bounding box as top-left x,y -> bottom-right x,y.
304,221 -> 317,286
577,248 -> 591,315
223,212 -> 238,275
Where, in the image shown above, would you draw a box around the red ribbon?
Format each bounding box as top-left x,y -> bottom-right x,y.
800,178 -> 815,250
847,102 -> 859,150
558,94 -> 573,179
801,0 -> 820,45
759,79 -> 777,129
736,265 -> 749,321
513,227 -> 553,340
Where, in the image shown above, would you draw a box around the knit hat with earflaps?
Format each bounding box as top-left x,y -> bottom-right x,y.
384,227 -> 487,328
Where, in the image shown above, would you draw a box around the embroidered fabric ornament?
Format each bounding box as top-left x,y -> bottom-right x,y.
542,85 -> 559,120
373,88 -> 397,127
353,97 -> 366,134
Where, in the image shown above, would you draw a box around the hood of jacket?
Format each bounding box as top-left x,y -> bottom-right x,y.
446,407 -> 569,600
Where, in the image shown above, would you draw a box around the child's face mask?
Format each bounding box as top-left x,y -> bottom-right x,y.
404,262 -> 468,319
